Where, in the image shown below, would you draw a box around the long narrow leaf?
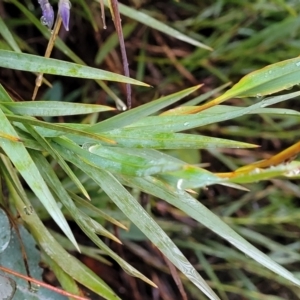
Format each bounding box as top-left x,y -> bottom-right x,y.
0,17 -> 21,52
0,108 -> 78,251
122,176 -> 300,287
123,91 -> 300,133
101,131 -> 257,149
9,184 -> 120,300
0,50 -> 148,86
1,101 -> 115,116
101,0 -> 212,50
0,84 -> 14,103
58,152 -> 220,299
32,151 -> 156,287
88,85 -> 201,132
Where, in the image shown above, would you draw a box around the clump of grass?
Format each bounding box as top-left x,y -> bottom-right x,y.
0,1 -> 300,299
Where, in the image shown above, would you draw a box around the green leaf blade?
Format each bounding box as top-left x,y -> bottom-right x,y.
126,176 -> 300,288
0,109 -> 78,251
1,102 -> 115,117
222,57 -> 300,99
0,50 -> 148,86
103,0 -> 212,50
89,85 -> 202,132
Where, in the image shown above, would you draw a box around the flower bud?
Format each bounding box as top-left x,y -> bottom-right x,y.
38,0 -> 54,29
59,0 -> 71,31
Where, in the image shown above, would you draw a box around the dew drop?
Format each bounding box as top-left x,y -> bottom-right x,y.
40,16 -> 48,26
29,283 -> 40,293
88,144 -> 98,152
176,179 -> 184,190
116,101 -> 127,111
82,142 -> 93,150
296,62 -> 300,67
24,206 -> 33,215
183,122 -> 189,126
251,168 -> 261,174
256,93 -> 262,99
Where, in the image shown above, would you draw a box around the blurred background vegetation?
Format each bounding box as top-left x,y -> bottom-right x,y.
1,0 -> 300,299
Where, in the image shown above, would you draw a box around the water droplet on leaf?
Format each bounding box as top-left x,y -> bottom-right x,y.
24,206 -> 34,215
177,179 -> 184,190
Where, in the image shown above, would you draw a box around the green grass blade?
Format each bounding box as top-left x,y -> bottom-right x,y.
24,125 -> 90,200
196,251 -> 228,300
0,17 -> 21,53
75,211 -> 157,288
10,0 -> 127,108
125,91 -> 300,133
228,163 -> 300,184
70,192 -> 127,229
49,230 -> 111,265
78,211 -> 121,243
0,108 -> 78,251
0,84 -> 14,103
102,174 -> 219,299
10,186 -> 120,300
101,131 -> 257,149
89,85 -> 201,132
0,50 -> 148,86
6,114 -> 114,144
183,83 -> 232,106
33,152 -> 155,286
32,154 -> 120,244
217,57 -> 300,102
101,0 -> 212,50
76,0 -> 99,32
247,107 -> 300,116
52,138 -> 182,176
124,176 -> 300,287
65,158 -> 220,299
158,166 -> 223,189
42,252 -> 83,298
95,23 -> 137,65
88,144 -> 184,173
0,101 -> 115,116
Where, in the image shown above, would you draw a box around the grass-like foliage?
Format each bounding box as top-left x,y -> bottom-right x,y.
0,1 -> 300,299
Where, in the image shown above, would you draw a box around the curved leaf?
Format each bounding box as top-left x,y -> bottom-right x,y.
222,56 -> 300,99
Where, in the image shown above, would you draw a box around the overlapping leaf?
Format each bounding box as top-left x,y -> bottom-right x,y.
0,50 -> 148,86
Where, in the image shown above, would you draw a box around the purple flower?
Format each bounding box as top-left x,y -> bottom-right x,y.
38,0 -> 54,29
59,0 -> 71,31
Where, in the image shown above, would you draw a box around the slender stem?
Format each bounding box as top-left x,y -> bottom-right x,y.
0,266 -> 90,300
32,17 -> 63,100
99,0 -> 107,29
